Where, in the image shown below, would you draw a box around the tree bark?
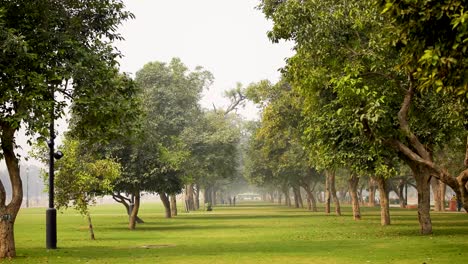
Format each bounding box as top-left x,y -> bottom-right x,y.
431,178 -> 443,211
396,179 -> 406,208
0,125 -> 22,258
376,177 -> 390,225
194,184 -> 200,209
368,178 -> 376,206
325,173 -> 331,214
185,184 -> 195,211
348,174 -> 361,220
293,186 -> 301,208
87,213 -> 95,240
170,194 -> 177,217
128,192 -> 141,230
440,182 -> 446,211
327,170 -> 341,216
159,192 -> 171,218
407,162 -> 433,234
0,219 -> 15,258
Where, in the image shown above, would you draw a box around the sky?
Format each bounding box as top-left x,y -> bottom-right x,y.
115,0 -> 293,119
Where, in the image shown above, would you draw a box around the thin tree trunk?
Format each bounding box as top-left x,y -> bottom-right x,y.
170,194 -> 177,217
278,191 -> 282,205
87,212 -> 95,240
376,177 -> 390,225
330,171 -> 341,216
325,173 -> 331,214
348,174 -> 361,220
397,179 -> 406,208
440,182 -> 446,211
194,184 -> 200,209
185,184 -> 195,211
293,186 -> 300,208
212,188 -> 217,206
159,192 -> 171,218
128,192 -> 141,230
283,187 -> 291,207
368,178 -> 376,206
431,178 -> 443,211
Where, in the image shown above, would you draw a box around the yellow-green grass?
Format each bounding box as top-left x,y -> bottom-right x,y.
4,202 -> 468,263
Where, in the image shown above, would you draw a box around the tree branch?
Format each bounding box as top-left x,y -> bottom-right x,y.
397,76 -> 431,160
388,139 -> 459,190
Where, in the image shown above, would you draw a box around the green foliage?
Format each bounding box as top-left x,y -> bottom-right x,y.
53,139 -> 120,216
382,0 -> 468,97
0,0 -> 134,141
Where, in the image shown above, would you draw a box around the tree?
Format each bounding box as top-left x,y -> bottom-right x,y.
35,139 -> 120,240
380,0 -> 468,214
0,0 -> 133,257
130,58 -> 212,221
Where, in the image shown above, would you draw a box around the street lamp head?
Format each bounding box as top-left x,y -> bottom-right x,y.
53,151 -> 64,160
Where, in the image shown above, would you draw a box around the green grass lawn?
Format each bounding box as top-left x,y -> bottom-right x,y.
4,202 -> 468,263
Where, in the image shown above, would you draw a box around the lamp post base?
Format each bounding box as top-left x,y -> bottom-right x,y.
46,208 -> 57,249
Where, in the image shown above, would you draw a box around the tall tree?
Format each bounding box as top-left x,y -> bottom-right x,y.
133,58 -> 212,219
0,0 -> 133,257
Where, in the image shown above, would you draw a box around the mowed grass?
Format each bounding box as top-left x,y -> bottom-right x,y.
4,202 -> 468,264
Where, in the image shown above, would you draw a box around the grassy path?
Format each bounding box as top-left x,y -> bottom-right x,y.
6,203 -> 468,263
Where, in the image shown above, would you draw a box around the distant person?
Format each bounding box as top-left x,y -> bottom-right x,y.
233,196 -> 236,206
228,197 -> 232,206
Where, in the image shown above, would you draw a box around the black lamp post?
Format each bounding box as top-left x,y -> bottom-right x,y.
46,87 -> 63,249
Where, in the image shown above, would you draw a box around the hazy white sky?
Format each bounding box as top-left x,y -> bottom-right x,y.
115,0 -> 293,119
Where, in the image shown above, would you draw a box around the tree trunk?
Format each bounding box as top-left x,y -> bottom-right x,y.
185,184 -> 195,211
397,179 -> 406,208
0,219 -> 15,258
376,177 -> 390,226
128,192 -> 141,230
87,213 -> 95,240
327,170 -> 341,216
302,183 -> 318,212
159,192 -> 171,218
440,182 -> 446,211
283,187 -> 291,207
0,125 -> 23,258
431,177 -> 443,211
194,184 -> 200,209
368,178 -> 376,206
278,191 -> 282,205
348,174 -> 361,220
170,194 -> 177,217
113,193 -> 144,223
204,186 -> 212,205
293,186 -> 301,208
325,173 -> 331,214
211,188 -> 217,206
409,162 -> 433,234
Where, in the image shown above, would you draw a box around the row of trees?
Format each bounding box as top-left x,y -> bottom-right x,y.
242,0 -> 467,235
